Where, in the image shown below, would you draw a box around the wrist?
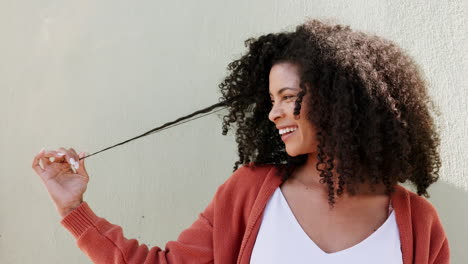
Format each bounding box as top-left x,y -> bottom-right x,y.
59,201 -> 83,218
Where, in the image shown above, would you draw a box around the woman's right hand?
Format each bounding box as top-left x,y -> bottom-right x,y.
32,147 -> 90,218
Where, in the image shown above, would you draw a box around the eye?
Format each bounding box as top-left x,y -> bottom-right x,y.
283,95 -> 296,100
270,95 -> 296,104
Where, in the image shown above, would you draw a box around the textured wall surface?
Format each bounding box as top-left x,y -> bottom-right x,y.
1,0 -> 466,263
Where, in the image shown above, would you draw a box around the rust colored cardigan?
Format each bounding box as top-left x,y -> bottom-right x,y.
61,165 -> 450,263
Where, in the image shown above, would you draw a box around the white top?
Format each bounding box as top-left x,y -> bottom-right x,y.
250,187 -> 403,264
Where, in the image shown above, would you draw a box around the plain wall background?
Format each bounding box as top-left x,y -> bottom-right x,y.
1,0 -> 466,263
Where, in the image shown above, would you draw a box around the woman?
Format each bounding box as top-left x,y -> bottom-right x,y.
32,19 -> 449,263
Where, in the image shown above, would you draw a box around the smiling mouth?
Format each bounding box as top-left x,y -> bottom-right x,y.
278,127 -> 298,135
279,127 -> 297,141
281,130 -> 296,141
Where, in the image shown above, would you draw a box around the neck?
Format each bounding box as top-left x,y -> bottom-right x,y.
292,153 -> 322,186
291,153 -> 387,197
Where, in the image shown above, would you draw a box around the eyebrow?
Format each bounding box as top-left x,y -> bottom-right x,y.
269,87 -> 299,96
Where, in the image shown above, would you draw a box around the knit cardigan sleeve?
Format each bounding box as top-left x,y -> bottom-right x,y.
59,165 -> 266,264
60,199 -> 215,264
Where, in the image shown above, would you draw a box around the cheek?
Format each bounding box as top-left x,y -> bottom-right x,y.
299,122 -> 317,143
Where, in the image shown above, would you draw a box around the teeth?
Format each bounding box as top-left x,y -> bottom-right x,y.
279,127 -> 297,135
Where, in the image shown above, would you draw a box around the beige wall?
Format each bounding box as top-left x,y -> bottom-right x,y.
1,0 -> 466,263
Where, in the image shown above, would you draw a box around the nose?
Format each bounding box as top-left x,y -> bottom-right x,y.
268,102 -> 284,123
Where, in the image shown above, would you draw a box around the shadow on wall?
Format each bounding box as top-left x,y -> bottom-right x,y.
426,180 -> 468,263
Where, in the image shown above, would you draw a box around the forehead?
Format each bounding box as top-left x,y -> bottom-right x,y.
269,62 -> 301,94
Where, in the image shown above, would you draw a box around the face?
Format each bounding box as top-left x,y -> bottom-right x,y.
268,62 -> 318,157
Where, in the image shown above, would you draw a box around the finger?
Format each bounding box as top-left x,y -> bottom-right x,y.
57,147 -> 80,170
69,148 -> 81,170
32,148 -> 45,174
37,150 -> 66,166
69,148 -> 79,160
57,147 -> 78,168
42,150 -> 67,163
40,156 -> 52,167
77,152 -> 89,177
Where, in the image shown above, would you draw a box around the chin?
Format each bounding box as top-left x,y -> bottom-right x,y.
285,144 -> 314,157
285,147 -> 302,157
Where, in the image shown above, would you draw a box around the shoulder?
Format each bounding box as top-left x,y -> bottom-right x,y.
394,185 -> 440,220
207,163 -> 280,224
223,163 -> 278,187
393,185 -> 448,239
217,163 -> 279,197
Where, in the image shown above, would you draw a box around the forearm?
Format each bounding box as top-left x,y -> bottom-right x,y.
60,202 -> 214,264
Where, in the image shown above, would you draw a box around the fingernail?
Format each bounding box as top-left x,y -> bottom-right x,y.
70,158 -> 79,170
57,152 -> 65,156
49,157 -> 55,162
40,147 -> 45,153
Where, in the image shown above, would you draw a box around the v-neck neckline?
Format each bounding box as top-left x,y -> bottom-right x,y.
277,187 -> 396,256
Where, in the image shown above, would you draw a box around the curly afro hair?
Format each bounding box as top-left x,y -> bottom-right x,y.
218,19 -> 441,205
